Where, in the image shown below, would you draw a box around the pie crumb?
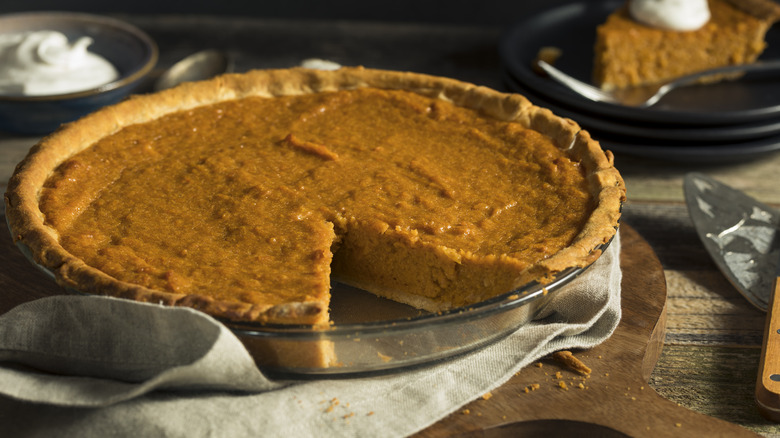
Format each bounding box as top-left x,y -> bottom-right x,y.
522,383 -> 541,393
534,47 -> 563,73
552,350 -> 591,375
324,397 -> 340,413
377,352 -> 392,362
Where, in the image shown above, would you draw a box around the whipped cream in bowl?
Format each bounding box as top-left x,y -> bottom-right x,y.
0,12 -> 157,134
629,0 -> 711,31
0,30 -> 120,96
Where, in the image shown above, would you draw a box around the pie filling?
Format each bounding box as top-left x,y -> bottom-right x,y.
37,87 -> 594,324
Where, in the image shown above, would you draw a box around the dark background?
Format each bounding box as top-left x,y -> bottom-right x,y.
0,1 -> 567,26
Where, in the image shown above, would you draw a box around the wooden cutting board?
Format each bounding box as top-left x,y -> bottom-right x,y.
0,218 -> 760,437
416,225 -> 760,437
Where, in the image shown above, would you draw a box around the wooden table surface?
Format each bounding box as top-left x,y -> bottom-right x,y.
1,14 -> 780,437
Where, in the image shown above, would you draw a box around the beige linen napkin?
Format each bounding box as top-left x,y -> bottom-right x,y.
0,232 -> 621,438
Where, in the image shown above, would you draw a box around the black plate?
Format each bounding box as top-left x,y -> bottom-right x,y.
504,71 -> 780,143
503,72 -> 780,162
601,135 -> 780,163
499,0 -> 780,126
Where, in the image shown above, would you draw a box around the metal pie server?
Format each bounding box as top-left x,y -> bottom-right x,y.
683,172 -> 780,420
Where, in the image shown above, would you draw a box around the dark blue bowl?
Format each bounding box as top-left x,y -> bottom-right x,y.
0,12 -> 158,135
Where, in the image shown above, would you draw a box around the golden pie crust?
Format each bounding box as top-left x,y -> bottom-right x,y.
5,67 -> 625,327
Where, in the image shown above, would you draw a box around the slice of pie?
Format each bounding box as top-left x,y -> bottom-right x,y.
5,67 -> 625,332
593,0 -> 780,90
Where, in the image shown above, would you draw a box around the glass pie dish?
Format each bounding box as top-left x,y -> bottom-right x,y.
8,211 -> 608,377
230,267 -> 588,377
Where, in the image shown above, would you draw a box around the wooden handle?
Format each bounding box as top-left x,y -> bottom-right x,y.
756,276 -> 780,421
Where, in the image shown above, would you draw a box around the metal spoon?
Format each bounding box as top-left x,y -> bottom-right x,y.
536,59 -> 780,108
154,49 -> 231,92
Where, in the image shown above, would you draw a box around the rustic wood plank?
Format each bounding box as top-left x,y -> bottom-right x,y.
650,345 -> 780,438
622,203 -> 714,270
663,270 -> 766,346
615,154 -> 780,204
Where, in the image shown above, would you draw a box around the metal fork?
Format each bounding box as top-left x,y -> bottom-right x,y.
536,59 -> 780,108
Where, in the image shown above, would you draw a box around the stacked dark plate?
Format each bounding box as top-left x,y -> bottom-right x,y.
499,0 -> 780,163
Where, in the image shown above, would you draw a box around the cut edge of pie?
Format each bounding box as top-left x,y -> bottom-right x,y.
4,66 -> 626,326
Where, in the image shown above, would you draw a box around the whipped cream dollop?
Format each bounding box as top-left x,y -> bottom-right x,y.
0,30 -> 120,96
299,58 -> 342,71
629,0 -> 711,31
